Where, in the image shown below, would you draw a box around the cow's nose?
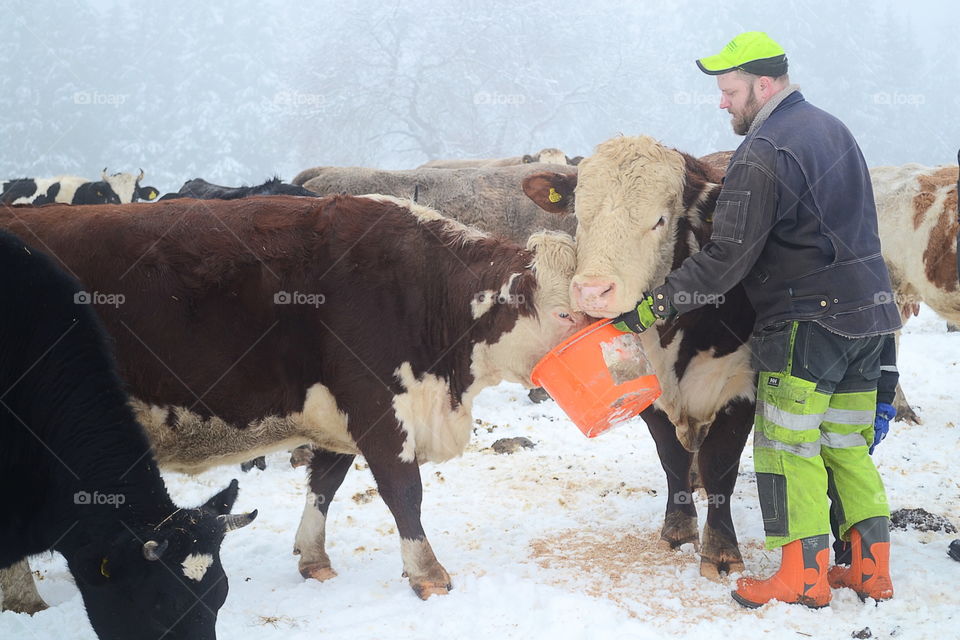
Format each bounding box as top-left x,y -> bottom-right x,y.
572,279 -> 617,312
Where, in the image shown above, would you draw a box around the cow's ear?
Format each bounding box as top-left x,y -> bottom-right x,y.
201,479 -> 239,515
522,171 -> 577,215
140,185 -> 159,201
522,154 -> 535,163
567,156 -> 584,166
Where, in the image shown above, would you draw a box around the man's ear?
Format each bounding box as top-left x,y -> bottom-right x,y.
521,171 -> 577,215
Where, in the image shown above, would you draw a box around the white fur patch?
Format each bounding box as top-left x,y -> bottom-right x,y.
12,176 -> 86,205
103,172 -> 138,203
471,289 -> 497,319
293,492 -> 328,563
392,362 -> 473,464
181,554 -> 214,582
359,193 -> 489,242
640,329 -> 755,437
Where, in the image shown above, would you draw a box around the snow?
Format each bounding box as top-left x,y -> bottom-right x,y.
4,306 -> 959,639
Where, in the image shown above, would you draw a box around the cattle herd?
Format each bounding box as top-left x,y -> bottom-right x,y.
0,141 -> 957,638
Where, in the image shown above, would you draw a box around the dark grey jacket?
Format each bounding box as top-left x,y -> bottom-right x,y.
653,90 -> 901,338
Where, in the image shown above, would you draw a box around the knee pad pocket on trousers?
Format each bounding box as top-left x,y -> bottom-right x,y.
756,472 -> 789,537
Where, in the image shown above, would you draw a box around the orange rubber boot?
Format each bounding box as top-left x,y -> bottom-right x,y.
733,535 -> 831,609
828,516 -> 893,601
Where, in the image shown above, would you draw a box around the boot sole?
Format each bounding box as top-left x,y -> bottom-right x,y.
731,590 -> 829,610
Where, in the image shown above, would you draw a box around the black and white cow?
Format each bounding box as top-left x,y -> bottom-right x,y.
0,230 -> 255,639
1,176 -> 121,205
1,169 -> 158,206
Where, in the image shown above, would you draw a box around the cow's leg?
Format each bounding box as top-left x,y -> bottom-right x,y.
697,398 -> 754,580
892,330 -> 921,424
363,445 -> 451,599
0,559 -> 48,614
641,406 -> 699,549
294,449 -> 354,581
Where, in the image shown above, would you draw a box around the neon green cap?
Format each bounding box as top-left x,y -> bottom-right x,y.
696,31 -> 788,76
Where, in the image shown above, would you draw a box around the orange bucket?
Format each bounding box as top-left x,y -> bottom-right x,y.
531,320 -> 661,437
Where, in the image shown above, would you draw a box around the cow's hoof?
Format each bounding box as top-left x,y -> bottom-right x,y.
289,445 -> 315,468
2,599 -> 48,615
894,403 -> 922,425
699,556 -> 744,581
660,510 -> 699,549
411,580 -> 452,600
699,524 -> 744,580
299,562 -> 337,581
527,387 -> 551,404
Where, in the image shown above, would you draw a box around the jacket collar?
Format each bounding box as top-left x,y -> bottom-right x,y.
747,84 -> 802,136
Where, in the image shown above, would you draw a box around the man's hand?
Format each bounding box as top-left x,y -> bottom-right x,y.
613,295 -> 659,333
869,402 -> 896,455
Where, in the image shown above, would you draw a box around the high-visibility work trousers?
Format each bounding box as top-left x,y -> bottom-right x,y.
750,321 -> 890,549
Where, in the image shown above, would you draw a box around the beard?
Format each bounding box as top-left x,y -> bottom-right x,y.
731,86 -> 762,136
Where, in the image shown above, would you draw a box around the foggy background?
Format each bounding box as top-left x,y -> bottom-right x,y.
2,0 -> 957,192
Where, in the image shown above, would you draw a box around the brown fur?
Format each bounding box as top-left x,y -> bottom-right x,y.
696,151 -> 735,182
0,195 -> 580,597
924,200 -> 959,291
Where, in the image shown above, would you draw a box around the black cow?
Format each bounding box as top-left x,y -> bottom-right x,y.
0,230 -> 256,639
159,176 -> 317,200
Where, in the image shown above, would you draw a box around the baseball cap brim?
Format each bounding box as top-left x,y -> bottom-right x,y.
696,54 -> 788,77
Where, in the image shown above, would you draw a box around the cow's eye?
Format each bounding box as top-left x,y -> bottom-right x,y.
652,216 -> 666,230
558,312 -> 570,319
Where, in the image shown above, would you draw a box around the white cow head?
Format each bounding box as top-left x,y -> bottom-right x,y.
525,136 -> 697,317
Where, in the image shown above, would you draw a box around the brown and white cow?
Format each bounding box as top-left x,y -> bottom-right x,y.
292,163 -> 579,243
0,194 -> 584,599
871,160 -> 959,421
416,147 -> 582,169
524,135 -> 756,578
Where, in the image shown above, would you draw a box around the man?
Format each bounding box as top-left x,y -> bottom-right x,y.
613,31 -> 901,608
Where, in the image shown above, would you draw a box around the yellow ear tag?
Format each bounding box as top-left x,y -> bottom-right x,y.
148,190 -> 157,200
100,557 -> 111,578
548,187 -> 563,203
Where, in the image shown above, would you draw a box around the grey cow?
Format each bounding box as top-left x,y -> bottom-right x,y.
293,163 -> 578,243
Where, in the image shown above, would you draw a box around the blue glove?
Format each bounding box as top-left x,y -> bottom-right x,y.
870,402 -> 896,454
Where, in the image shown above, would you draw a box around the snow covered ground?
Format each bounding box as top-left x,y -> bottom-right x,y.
4,306 -> 959,640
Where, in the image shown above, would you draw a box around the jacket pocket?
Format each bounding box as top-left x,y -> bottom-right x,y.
710,189 -> 750,244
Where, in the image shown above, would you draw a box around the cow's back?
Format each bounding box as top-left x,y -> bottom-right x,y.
299,164 -> 577,242
872,163 -> 960,321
